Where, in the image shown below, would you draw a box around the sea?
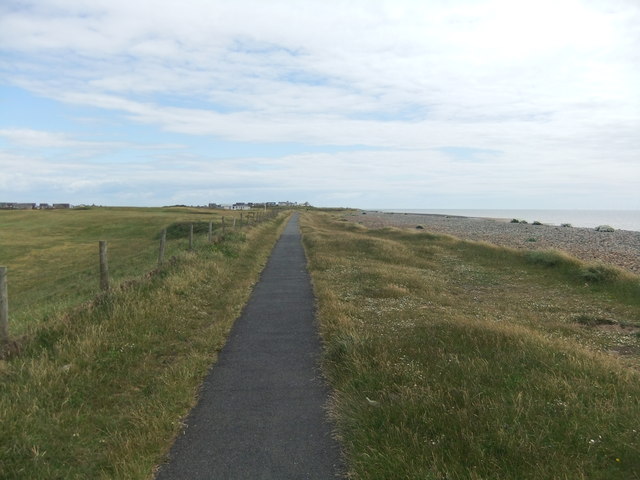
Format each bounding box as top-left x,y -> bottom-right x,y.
381,209 -> 640,232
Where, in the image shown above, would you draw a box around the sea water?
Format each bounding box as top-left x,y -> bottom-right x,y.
383,209 -> 640,232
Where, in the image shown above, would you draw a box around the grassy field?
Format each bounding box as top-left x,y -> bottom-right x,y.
301,211 -> 640,480
0,206 -> 252,336
0,207 -> 288,479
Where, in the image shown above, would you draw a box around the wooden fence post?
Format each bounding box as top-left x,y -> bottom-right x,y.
233,217 -> 237,229
189,224 -> 194,250
0,267 -> 8,345
99,241 -> 109,291
222,216 -> 226,235
208,221 -> 213,243
158,229 -> 167,265
240,212 -> 243,227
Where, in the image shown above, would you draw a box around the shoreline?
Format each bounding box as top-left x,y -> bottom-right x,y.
348,210 -> 640,275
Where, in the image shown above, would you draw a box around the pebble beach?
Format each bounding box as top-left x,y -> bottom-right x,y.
348,211 -> 640,275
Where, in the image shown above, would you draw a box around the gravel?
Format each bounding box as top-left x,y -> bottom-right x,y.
349,211 -> 640,275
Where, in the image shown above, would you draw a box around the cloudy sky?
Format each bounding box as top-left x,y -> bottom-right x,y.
1,0 -> 638,208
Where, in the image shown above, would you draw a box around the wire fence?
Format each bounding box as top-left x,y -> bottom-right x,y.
0,209 -> 279,348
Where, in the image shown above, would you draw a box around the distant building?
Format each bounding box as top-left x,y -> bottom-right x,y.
53,203 -> 71,209
15,203 -> 37,210
232,203 -> 251,210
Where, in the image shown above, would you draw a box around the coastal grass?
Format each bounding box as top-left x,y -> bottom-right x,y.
0,208 -> 288,479
0,206 -> 249,337
301,212 -> 640,480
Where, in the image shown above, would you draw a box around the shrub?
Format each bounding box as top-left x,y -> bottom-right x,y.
595,225 -> 615,232
533,221 -> 543,226
580,264 -> 619,283
526,250 -> 567,267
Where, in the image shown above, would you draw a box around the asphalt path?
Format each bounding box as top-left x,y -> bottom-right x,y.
155,213 -> 343,479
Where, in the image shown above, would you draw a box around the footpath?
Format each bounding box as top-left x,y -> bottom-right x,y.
155,213 -> 343,479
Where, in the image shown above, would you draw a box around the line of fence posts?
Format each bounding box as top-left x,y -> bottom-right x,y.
0,209 -> 281,342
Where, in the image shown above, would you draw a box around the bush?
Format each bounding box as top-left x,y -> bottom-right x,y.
526,250 -> 567,267
580,264 -> 619,283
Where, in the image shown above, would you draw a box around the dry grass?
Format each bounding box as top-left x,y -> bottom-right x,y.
301,211 -> 640,480
0,208 -> 288,479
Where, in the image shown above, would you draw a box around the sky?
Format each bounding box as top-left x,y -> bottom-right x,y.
0,0 -> 639,209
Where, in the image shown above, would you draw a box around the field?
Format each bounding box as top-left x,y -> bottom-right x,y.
0,206 -> 287,478
301,211 -> 640,480
0,206 -> 255,335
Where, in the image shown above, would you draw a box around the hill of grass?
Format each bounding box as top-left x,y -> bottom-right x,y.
301,211 -> 640,480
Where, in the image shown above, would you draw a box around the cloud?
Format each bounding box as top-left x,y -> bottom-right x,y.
0,0 -> 638,208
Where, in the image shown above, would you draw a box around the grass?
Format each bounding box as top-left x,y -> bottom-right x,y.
300,211 -> 640,480
0,206 -> 251,336
0,207 -> 288,479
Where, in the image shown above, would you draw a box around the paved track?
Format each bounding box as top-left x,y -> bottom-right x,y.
155,214 -> 343,479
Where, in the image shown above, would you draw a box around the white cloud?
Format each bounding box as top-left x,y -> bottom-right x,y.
0,0 -> 638,208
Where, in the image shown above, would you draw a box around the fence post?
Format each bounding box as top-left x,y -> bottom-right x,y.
222,216 -> 226,235
233,217 -> 237,229
208,221 -> 213,243
99,241 -> 109,291
240,212 -> 243,227
0,267 -> 8,345
158,229 -> 167,265
189,224 -> 194,250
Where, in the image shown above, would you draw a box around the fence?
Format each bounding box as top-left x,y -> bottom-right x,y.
0,210 -> 279,347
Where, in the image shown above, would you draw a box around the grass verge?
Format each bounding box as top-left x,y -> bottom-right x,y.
0,206 -> 255,336
0,210 -> 288,479
301,211 -> 640,480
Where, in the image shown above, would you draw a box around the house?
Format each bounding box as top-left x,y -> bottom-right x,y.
53,203 -> 71,209
15,203 -> 37,210
232,203 -> 251,210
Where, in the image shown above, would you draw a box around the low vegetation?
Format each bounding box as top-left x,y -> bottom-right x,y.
0,207 -> 288,478
301,211 -> 640,480
0,207 -> 248,336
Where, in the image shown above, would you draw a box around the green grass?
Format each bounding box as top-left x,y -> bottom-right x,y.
301,212 -> 640,480
0,207 -> 287,479
0,206 -> 251,336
